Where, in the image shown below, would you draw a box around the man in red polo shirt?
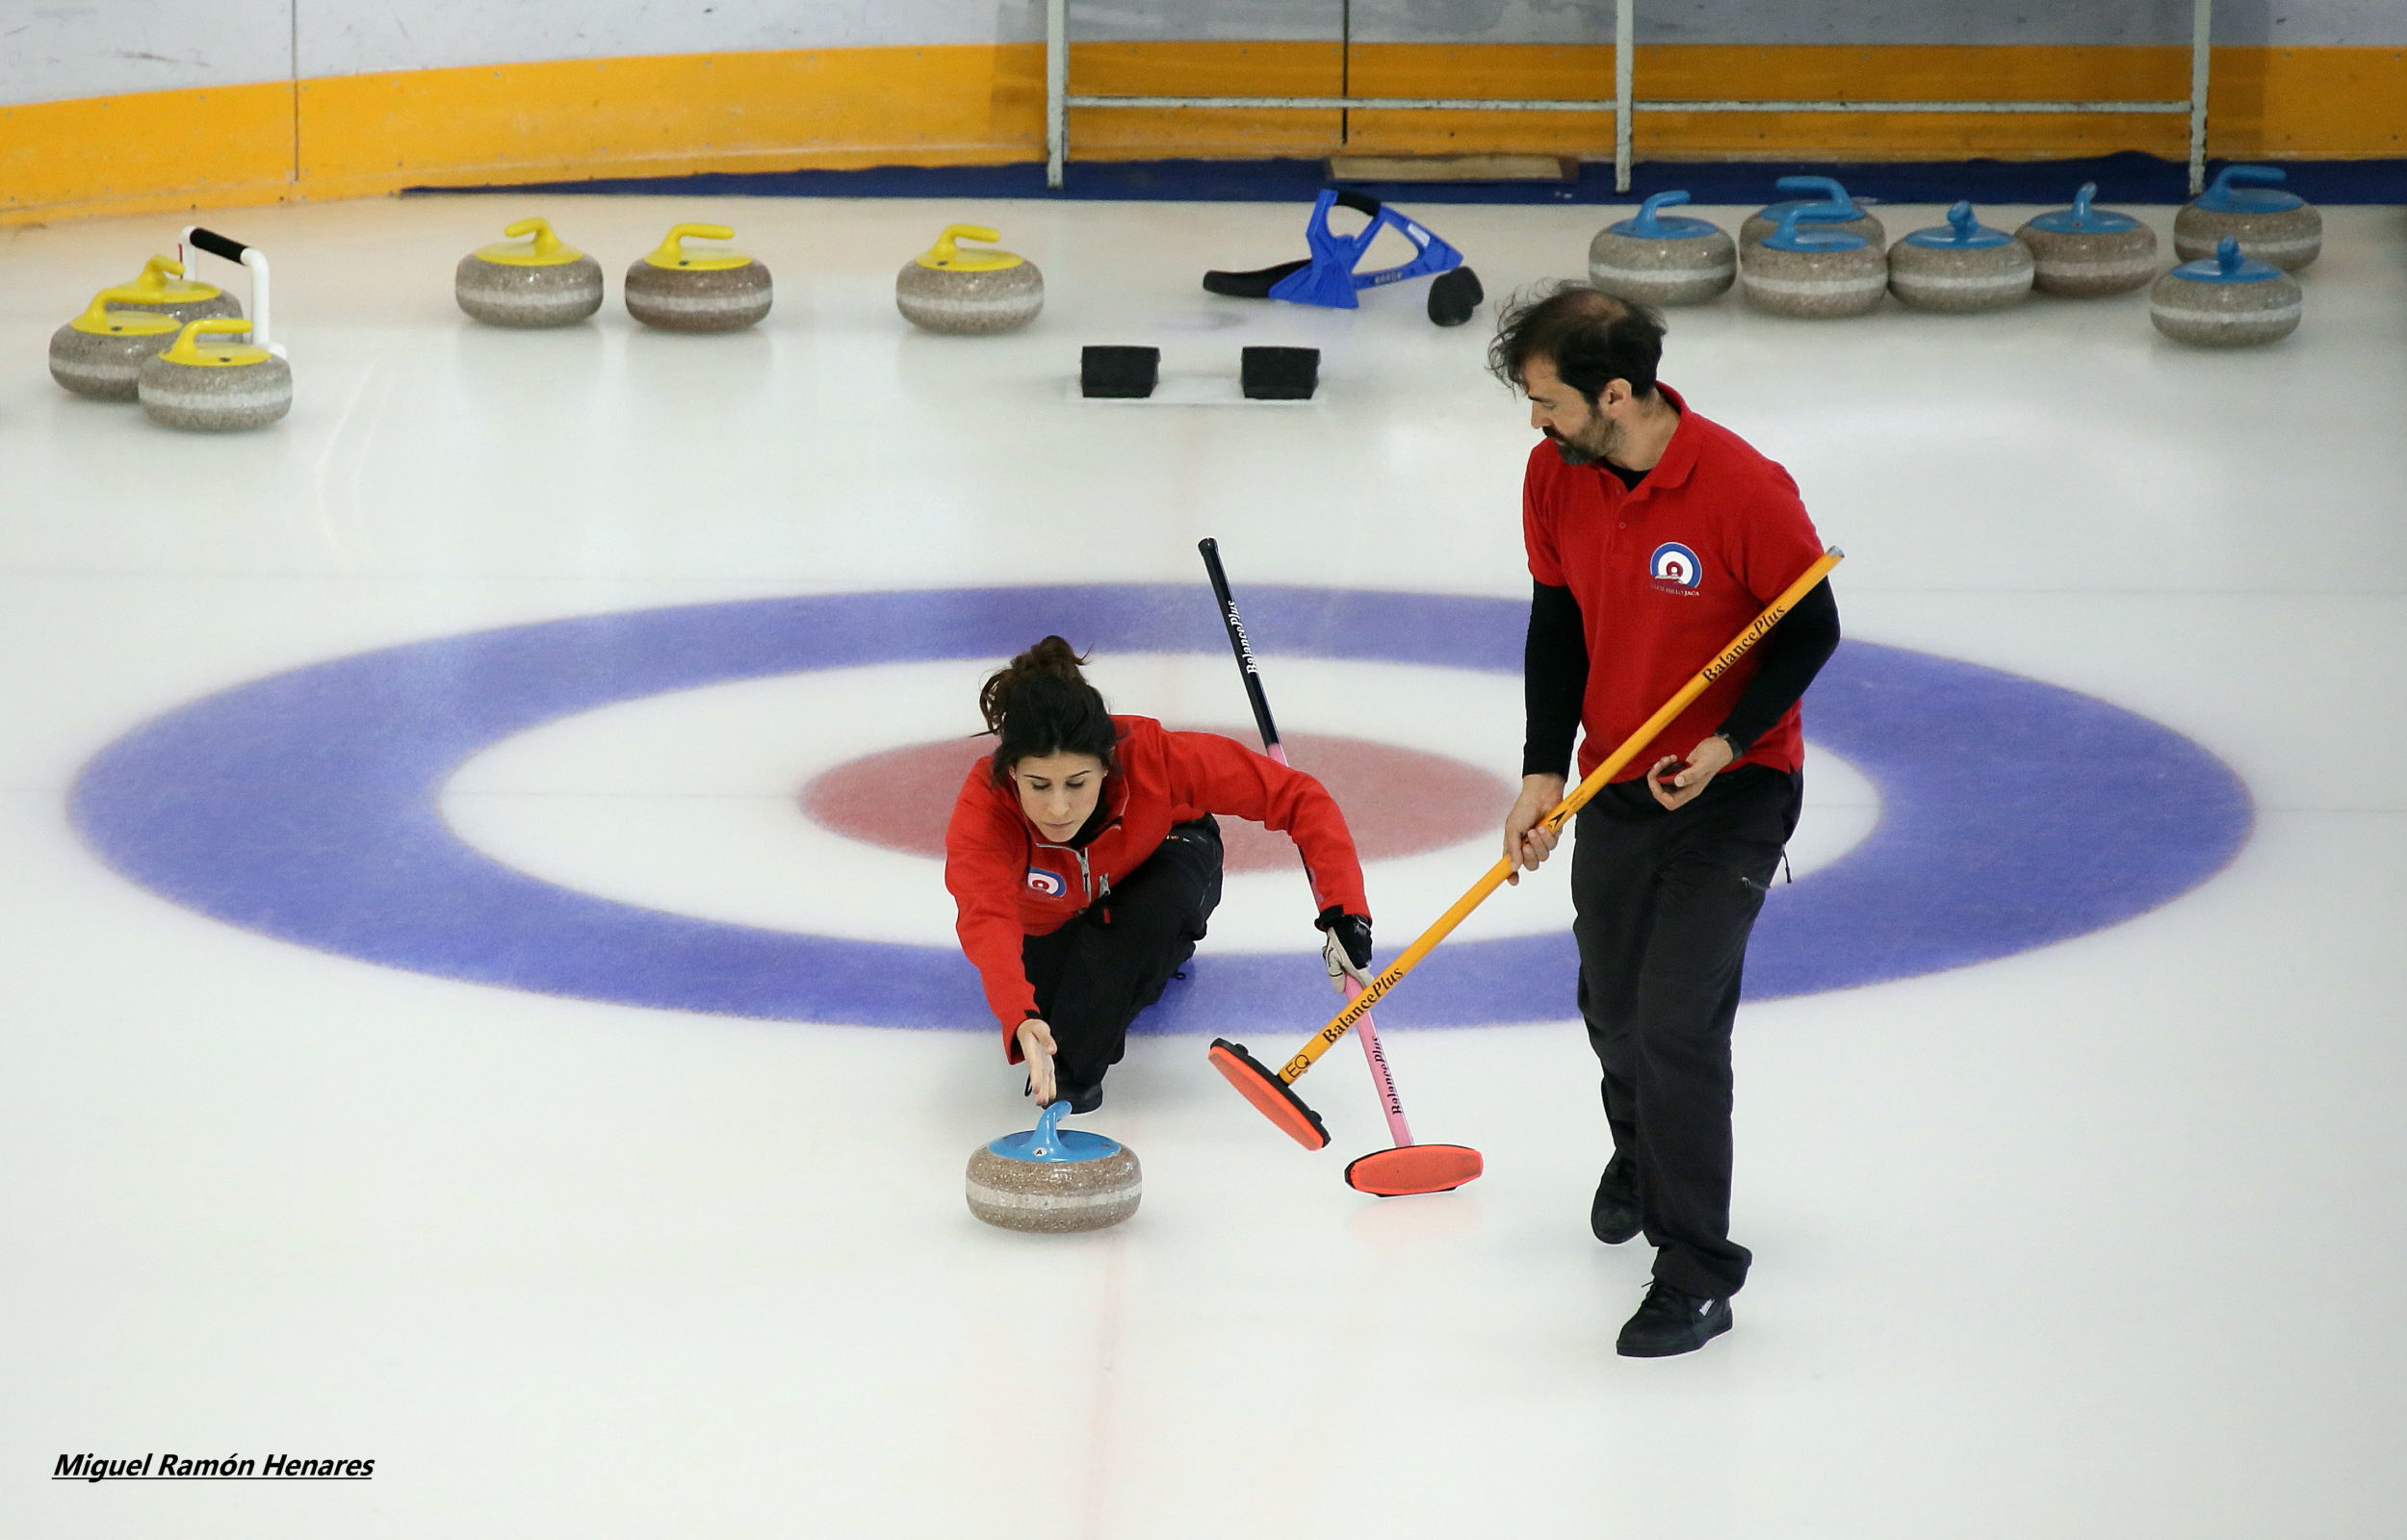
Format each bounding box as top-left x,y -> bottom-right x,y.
1490,284 -> 1839,1358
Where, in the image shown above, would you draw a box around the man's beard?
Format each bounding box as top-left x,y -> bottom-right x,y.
1546,420 -> 1619,466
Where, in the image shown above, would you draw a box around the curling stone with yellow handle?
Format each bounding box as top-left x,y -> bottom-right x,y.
49,286 -> 184,400
896,224 -> 1045,335
624,223 -> 772,332
455,218 -> 605,327
108,254 -> 243,325
138,319 -> 293,431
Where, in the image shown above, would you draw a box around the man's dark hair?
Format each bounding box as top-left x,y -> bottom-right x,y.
1487,283 -> 1667,403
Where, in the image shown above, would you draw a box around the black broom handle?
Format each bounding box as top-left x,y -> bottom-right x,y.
1198,539 -> 1281,754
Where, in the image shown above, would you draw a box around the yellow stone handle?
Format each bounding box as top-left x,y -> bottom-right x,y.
74,284 -> 182,330
124,254 -> 193,298
648,222 -> 738,266
917,224 -> 1022,271
162,317 -> 255,365
935,224 -> 999,263
504,217 -> 569,261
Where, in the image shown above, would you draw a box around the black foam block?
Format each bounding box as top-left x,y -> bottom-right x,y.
1427,267 -> 1484,327
1240,346 -> 1319,400
1080,345 -> 1159,398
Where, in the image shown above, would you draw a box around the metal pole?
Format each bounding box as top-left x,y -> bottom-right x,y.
2188,0 -> 2213,194
1614,0 -> 1634,192
1046,0 -> 1068,190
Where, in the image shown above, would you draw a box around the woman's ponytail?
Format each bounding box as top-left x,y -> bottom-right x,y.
979,636 -> 1119,782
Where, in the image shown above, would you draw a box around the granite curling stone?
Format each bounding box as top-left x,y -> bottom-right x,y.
108,253 -> 242,325
455,218 -> 605,327
2150,237 -> 2302,347
1587,191 -> 1735,306
625,223 -> 773,332
896,223 -> 1045,335
1740,175 -> 1886,252
138,318 -> 293,430
966,1100 -> 1141,1234
49,285 -> 183,400
1888,201 -> 2034,313
1741,210 -> 1886,319
2175,165 -> 2320,272
2014,183 -> 2161,296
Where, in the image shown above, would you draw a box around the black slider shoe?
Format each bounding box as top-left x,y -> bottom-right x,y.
1616,1279 -> 1732,1358
1591,1156 -> 1641,1245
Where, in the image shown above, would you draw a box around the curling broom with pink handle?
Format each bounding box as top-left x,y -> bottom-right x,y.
1197,539 -> 1483,1196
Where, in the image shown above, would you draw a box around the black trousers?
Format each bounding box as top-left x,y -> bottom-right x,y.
1021,816 -> 1225,1100
1572,766 -> 1800,1299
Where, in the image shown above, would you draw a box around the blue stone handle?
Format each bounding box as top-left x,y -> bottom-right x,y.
1029,1097 -> 1072,1159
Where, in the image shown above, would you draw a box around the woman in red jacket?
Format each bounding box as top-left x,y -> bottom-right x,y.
945,636 -> 1374,1113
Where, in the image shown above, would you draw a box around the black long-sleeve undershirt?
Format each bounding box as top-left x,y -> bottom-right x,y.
1520,578 -> 1842,780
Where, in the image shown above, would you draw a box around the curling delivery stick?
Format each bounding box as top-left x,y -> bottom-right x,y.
1210,547 -> 1845,1148
1198,539 -> 1482,1194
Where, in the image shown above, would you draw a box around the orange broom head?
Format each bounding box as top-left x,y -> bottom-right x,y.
1345,1143 -> 1484,1197
1208,1039 -> 1329,1150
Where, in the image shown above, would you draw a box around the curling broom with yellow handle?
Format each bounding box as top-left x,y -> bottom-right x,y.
1209,547 -> 1846,1148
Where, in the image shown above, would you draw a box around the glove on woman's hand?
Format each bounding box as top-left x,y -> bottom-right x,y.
1315,905 -> 1373,992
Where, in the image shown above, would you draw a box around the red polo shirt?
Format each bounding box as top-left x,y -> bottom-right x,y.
1523,383 -> 1825,782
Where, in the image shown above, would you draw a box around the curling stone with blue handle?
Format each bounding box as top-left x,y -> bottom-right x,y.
2014,183 -> 2161,296
2150,237 -> 2302,347
625,223 -> 773,332
138,318 -> 293,430
456,218 -> 605,327
1741,209 -> 1885,319
49,285 -> 183,400
1740,175 -> 1885,251
108,254 -> 242,325
2175,166 -> 2320,272
966,1100 -> 1142,1234
1888,202 -> 2033,312
896,223 -> 1046,335
1587,192 -> 1735,306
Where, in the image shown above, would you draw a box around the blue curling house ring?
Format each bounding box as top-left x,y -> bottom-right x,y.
70,584 -> 2251,1031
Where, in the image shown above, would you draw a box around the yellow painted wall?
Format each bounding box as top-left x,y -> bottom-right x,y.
5,42 -> 2400,226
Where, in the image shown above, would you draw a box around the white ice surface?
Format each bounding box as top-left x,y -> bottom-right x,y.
1,194 -> 2402,1539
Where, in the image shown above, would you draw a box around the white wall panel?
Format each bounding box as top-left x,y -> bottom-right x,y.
3,0 -> 2397,112
0,0 -> 291,107
1351,0 -> 2407,48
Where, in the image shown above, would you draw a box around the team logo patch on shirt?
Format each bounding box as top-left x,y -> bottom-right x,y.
1648,541 -> 1703,589
1025,868 -> 1066,897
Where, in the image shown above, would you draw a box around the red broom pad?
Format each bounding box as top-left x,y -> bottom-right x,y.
1345,1143 -> 1484,1197
1208,1040 -> 1330,1150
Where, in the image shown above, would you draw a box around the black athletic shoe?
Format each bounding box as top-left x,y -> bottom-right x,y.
1591,1156 -> 1641,1245
1616,1280 -> 1732,1358
1023,1080 -> 1103,1115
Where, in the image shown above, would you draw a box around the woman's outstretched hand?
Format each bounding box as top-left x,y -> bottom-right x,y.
1017,1018 -> 1059,1105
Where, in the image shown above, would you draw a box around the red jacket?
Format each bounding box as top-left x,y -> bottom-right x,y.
1523,382 -> 1825,781
945,715 -> 1370,1060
